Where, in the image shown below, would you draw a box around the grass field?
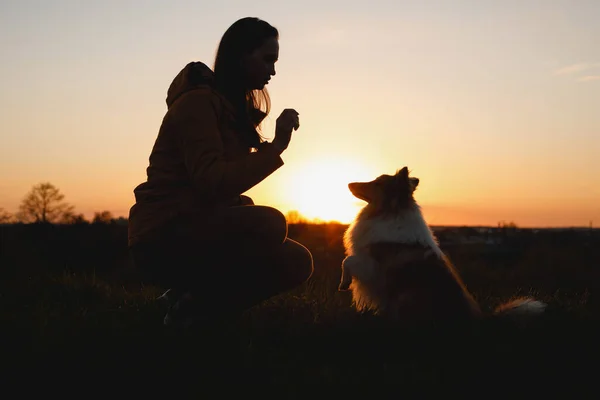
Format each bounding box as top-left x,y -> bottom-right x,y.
1,222 -> 598,394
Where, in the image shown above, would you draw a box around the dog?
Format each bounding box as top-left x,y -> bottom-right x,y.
338,167 -> 547,324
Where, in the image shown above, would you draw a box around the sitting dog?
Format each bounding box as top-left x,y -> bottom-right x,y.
339,167 -> 547,323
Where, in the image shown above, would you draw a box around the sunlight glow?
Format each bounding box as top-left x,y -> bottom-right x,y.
285,158 -> 376,224
1,3 -> 598,227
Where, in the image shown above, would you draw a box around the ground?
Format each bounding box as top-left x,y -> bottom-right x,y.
1,222 -> 598,395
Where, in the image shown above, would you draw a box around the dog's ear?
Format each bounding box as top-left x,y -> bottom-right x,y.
396,167 -> 409,186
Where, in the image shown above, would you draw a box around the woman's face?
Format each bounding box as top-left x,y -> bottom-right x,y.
242,37 -> 279,90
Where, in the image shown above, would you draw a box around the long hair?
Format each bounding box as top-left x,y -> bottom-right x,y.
213,17 -> 279,148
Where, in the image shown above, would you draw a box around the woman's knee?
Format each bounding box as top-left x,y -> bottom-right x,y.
256,206 -> 288,245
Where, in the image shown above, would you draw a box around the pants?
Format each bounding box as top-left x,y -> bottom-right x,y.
130,205 -> 314,313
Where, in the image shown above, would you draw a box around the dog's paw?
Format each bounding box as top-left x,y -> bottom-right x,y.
338,274 -> 352,291
342,255 -> 356,268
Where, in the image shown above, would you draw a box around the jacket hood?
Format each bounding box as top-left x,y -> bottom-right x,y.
166,61 -> 215,108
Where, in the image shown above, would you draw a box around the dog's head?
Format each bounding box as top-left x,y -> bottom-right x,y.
348,167 -> 419,214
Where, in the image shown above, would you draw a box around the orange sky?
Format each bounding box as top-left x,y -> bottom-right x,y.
1,1 -> 599,227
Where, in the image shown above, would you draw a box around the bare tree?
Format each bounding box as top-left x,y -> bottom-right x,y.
17,182 -> 75,224
0,207 -> 13,224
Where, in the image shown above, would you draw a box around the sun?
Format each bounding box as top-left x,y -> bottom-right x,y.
285,158 -> 376,224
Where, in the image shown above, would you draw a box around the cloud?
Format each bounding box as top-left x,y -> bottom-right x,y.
554,62 -> 600,75
553,62 -> 600,75
553,62 -> 600,83
577,75 -> 600,82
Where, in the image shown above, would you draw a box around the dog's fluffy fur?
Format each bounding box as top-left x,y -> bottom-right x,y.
339,167 -> 547,323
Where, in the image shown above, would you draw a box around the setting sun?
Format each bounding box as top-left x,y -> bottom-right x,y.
284,158 -> 376,224
1,2 -> 598,384
0,1 -> 598,228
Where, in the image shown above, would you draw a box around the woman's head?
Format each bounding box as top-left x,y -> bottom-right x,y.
213,17 -> 279,146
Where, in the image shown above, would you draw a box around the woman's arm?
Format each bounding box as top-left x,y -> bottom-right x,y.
172,90 -> 284,202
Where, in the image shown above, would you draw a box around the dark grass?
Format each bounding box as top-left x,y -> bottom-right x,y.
1,222 -> 599,394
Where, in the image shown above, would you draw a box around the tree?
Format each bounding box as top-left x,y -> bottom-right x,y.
17,182 -> 75,224
93,210 -> 114,224
0,207 -> 13,224
498,221 -> 518,229
62,211 -> 88,224
113,216 -> 128,226
286,210 -> 308,224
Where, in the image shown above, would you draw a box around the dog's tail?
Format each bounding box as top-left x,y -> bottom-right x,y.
493,296 -> 547,317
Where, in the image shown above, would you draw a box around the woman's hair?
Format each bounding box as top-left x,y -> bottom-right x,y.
213,17 -> 279,148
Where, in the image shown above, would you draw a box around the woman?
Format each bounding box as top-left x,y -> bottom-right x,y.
128,17 -> 314,327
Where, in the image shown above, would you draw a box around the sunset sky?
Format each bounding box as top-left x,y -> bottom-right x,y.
1,0 -> 598,227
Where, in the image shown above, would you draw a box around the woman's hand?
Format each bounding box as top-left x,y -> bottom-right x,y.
272,108 -> 300,154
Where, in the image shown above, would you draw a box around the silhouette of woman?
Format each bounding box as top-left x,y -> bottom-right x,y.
128,17 -> 313,327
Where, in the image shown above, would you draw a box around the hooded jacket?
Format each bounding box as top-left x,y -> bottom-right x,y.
127,61 -> 284,247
